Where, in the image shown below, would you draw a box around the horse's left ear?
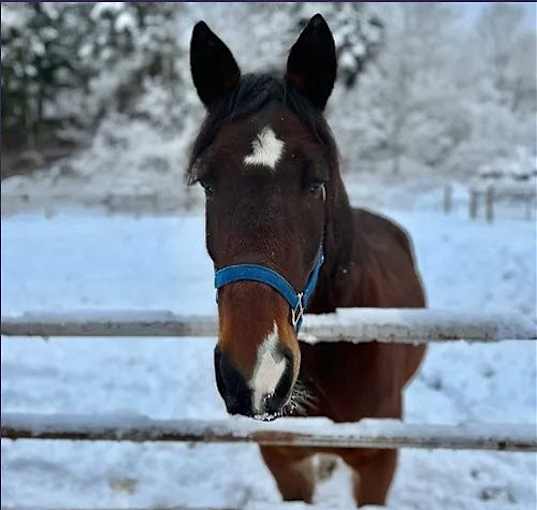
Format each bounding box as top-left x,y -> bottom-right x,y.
286,14 -> 337,111
190,21 -> 241,109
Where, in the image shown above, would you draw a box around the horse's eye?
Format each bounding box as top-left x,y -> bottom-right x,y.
308,182 -> 326,199
199,178 -> 216,196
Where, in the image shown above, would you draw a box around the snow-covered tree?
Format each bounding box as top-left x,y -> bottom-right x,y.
1,2 -> 190,148
1,3 -> 95,146
333,3 -> 535,179
445,3 -> 536,177
333,4 -> 468,174
1,2 -> 535,187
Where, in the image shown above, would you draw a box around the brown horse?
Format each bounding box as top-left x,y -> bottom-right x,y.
188,14 -> 426,507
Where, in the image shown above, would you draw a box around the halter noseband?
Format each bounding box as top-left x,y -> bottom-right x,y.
214,248 -> 324,332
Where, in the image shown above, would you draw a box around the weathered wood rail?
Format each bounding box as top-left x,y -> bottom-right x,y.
2,413 -> 536,452
2,308 -> 535,343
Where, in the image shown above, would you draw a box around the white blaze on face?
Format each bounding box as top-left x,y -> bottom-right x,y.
249,322 -> 286,412
243,126 -> 285,170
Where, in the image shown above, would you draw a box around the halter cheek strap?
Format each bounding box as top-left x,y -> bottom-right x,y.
214,249 -> 324,332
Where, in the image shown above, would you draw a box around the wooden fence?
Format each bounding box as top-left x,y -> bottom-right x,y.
2,308 -> 536,509
443,183 -> 536,222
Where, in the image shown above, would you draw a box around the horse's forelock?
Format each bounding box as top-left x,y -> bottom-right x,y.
187,73 -> 338,181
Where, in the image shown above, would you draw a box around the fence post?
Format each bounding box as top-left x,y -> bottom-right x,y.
485,186 -> 494,223
443,184 -> 452,214
525,194 -> 533,221
469,189 -> 478,220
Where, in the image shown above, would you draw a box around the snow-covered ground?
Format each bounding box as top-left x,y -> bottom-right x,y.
1,204 -> 536,509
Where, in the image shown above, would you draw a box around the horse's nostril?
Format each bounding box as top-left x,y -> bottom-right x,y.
214,345 -> 253,416
263,393 -> 279,414
225,397 -> 242,415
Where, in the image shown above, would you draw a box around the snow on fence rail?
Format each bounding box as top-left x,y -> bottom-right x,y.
2,413 -> 536,452
1,308 -> 535,343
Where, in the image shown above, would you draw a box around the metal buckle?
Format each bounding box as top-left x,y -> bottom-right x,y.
291,292 -> 304,329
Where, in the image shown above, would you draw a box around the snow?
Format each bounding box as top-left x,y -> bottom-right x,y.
302,308 -> 536,343
1,207 -> 536,509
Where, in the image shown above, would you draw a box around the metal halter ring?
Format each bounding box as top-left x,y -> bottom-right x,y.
291,292 -> 304,329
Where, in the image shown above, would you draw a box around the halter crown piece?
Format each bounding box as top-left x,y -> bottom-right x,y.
214,248 -> 324,332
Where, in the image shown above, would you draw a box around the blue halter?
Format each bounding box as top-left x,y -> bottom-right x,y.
214,248 -> 324,332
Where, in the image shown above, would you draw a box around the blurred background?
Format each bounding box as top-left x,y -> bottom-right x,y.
1,2 -> 536,214
1,3 -> 536,509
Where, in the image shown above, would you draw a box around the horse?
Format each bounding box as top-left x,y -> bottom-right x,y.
187,14 -> 426,507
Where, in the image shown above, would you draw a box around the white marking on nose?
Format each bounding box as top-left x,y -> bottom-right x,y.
243,126 -> 285,170
249,322 -> 286,412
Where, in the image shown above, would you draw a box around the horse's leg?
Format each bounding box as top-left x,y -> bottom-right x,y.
343,448 -> 398,507
259,446 -> 315,503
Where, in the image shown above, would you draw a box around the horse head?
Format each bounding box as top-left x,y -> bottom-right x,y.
188,14 -> 349,420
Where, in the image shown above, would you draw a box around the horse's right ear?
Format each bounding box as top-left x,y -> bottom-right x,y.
190,22 -> 241,109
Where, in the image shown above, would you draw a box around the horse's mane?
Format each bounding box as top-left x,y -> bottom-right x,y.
187,73 -> 339,181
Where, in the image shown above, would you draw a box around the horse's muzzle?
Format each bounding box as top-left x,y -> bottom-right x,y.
214,345 -> 294,419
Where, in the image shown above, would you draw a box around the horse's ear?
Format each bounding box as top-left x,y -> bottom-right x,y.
190,21 -> 241,109
286,14 -> 337,111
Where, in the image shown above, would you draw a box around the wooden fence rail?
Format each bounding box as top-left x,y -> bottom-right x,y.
2,413 -> 536,452
2,309 -> 535,343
